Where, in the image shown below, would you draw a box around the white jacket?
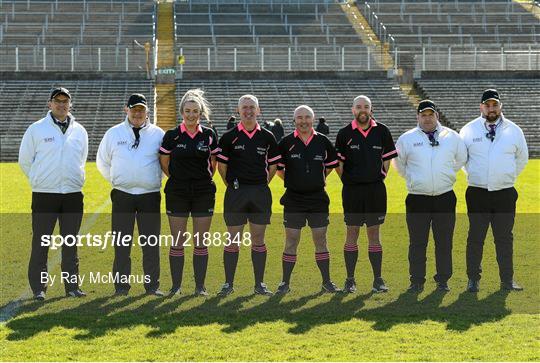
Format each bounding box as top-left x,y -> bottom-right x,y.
96,118 -> 164,194
459,115 -> 528,191
394,123 -> 467,196
18,111 -> 88,193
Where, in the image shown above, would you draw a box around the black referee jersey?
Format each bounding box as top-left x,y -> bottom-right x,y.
217,122 -> 281,185
159,123 -> 219,190
335,119 -> 397,184
278,129 -> 339,192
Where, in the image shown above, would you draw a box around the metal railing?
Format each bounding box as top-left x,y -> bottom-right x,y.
2,44 -> 539,73
399,45 -> 540,73
174,45 -> 383,72
0,45 -> 150,71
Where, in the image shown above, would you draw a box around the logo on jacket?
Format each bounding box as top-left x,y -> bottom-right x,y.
117,140 -> 128,146
234,145 -> 245,150
44,137 -> 55,143
197,141 -> 208,151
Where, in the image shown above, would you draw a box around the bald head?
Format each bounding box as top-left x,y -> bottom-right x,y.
294,105 -> 315,119
238,94 -> 259,108
353,95 -> 372,108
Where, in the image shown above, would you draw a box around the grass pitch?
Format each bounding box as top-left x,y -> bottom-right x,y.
1,161 -> 539,361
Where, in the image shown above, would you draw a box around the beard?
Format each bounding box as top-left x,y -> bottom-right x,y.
355,111 -> 371,124
484,112 -> 500,123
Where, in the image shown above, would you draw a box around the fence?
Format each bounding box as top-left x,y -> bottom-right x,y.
0,45 -> 149,71
1,44 -> 539,73
399,45 -> 540,73
175,45 -> 383,72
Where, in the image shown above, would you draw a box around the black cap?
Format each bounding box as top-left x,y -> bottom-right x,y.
481,89 -> 500,104
228,116 -> 236,122
417,99 -> 437,113
319,117 -> 326,122
127,93 -> 147,108
50,87 -> 71,100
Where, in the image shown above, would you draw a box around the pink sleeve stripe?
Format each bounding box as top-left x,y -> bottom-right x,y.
268,155 -> 281,163
325,160 -> 339,166
159,147 -> 171,154
382,149 -> 397,158
217,154 -> 229,161
211,147 -> 221,154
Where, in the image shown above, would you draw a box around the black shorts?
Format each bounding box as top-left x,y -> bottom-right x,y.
224,184 -> 272,226
280,189 -> 329,229
165,182 -> 216,218
342,181 -> 387,227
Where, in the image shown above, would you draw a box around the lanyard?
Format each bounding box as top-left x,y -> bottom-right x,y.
51,114 -> 70,134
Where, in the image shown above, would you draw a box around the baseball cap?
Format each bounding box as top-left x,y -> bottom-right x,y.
50,87 -> 71,100
481,89 -> 500,104
417,99 -> 437,113
127,93 -> 148,109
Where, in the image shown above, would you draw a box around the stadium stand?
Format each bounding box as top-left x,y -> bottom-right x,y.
0,79 -> 154,161
0,0 -> 537,161
0,0 -> 155,71
415,78 -> 540,156
360,0 -> 539,49
172,1 -> 386,71
175,2 -> 361,47
0,0 -> 155,46
175,78 -> 417,141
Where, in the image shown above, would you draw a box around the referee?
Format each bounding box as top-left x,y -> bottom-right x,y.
216,94 -> 281,296
275,105 -> 341,294
394,100 -> 467,292
460,89 -> 528,292
159,89 -> 219,296
335,95 -> 397,293
19,87 -> 88,300
97,94 -> 165,296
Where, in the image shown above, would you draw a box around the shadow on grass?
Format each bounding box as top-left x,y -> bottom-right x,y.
357,289 -> 511,332
4,286 -> 514,340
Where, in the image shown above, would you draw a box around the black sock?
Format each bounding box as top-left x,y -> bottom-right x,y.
282,253 -> 297,284
251,244 -> 267,285
193,247 -> 209,288
169,247 -> 184,289
344,243 -> 359,279
223,245 -> 239,285
315,251 -> 331,283
368,244 -> 383,279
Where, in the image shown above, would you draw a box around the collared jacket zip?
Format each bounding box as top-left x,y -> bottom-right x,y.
96,117 -> 165,195
459,115 -> 528,191
18,111 -> 88,193
394,123 -> 467,196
